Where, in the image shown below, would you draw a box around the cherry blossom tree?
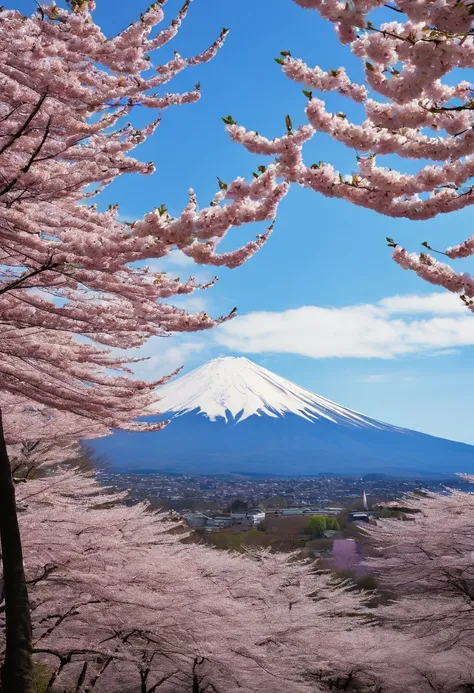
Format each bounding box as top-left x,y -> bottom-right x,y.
0,0 -> 286,423
361,481 -> 474,691
221,0 -> 474,307
4,447 -> 473,693
3,469 -> 377,693
7,466 -> 472,693
0,396 -> 111,693
0,2 -> 288,689
1,394 -> 110,480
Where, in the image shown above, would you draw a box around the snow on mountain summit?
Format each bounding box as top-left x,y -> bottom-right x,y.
152,356 -> 392,430
92,357 -> 474,477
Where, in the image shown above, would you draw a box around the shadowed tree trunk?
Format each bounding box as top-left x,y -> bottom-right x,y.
0,410 -> 36,693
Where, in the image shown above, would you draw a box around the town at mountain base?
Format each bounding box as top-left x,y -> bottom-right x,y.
89,358 -> 474,478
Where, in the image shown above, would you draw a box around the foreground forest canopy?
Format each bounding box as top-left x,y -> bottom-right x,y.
1,0 -> 474,691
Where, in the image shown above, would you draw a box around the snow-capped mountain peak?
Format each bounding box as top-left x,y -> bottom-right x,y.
152,356 -> 391,430
92,356 -> 474,478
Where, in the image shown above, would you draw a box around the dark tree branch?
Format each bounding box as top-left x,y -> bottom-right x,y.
0,258 -> 59,297
0,115 -> 53,199
0,92 -> 48,157
26,564 -> 57,587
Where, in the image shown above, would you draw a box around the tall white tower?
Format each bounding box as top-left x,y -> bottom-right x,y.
362,489 -> 368,510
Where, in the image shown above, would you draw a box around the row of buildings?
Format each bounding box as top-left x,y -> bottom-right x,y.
184,491 -> 375,530
184,506 -> 348,530
270,506 -> 343,517
185,509 -> 266,530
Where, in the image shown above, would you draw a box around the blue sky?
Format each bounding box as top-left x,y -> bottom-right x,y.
11,0 -> 474,444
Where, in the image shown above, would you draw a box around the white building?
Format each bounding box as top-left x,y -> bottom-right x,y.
274,507 -> 341,517
230,510 -> 265,525
209,515 -> 234,528
184,512 -> 210,527
185,510 -> 266,529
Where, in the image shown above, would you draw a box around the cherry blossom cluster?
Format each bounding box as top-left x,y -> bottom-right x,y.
361,484 -> 474,690
222,0 -> 474,305
0,2 -> 287,430
0,394 -> 110,478
3,468 -> 380,693
0,6 -> 291,689
2,460 -> 469,693
0,325 -> 185,432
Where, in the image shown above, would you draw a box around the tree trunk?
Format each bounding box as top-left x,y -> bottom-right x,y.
0,410 -> 36,693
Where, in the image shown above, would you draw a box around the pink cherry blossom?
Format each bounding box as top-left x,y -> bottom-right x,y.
361,481 -> 474,689
223,0 -> 474,304
4,462 -> 470,693
0,4 -> 290,690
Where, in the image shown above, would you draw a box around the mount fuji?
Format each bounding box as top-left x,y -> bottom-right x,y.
89,357 -> 474,478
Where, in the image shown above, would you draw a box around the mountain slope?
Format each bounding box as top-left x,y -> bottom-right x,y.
89,357 -> 474,478
150,357 -> 398,429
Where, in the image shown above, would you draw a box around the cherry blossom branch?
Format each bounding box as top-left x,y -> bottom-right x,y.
0,258 -> 59,296
222,0 -> 474,303
0,92 -> 47,158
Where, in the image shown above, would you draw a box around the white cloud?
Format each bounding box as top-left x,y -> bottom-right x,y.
378,293 -> 465,315
161,250 -> 195,269
131,339 -> 207,380
431,348 -> 460,356
172,295 -> 209,313
214,292 -> 474,360
149,250 -> 194,272
148,251 -> 214,286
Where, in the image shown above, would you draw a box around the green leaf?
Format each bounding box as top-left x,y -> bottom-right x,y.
217,177 -> 228,190
221,115 -> 236,125
280,50 -> 291,57
285,114 -> 293,132
274,57 -> 284,65
302,89 -> 313,99
365,61 -> 374,71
